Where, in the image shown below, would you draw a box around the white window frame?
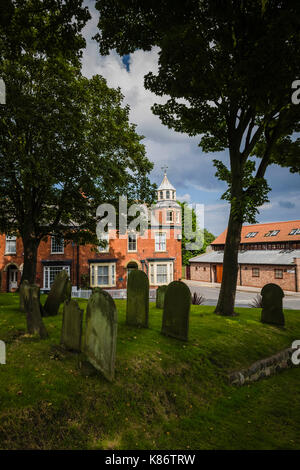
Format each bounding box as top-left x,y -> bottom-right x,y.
149,262 -> 173,286
166,211 -> 173,223
43,265 -> 70,290
128,233 -> 137,252
98,232 -> 109,253
155,231 -> 167,252
51,236 -> 64,254
5,236 -> 16,254
90,263 -> 116,287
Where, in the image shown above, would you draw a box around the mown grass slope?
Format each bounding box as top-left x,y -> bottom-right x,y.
0,293 -> 299,450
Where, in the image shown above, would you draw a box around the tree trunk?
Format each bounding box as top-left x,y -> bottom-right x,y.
214,204 -> 243,316
20,233 -> 40,284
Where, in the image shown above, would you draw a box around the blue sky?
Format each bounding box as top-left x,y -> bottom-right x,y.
81,1 -> 300,237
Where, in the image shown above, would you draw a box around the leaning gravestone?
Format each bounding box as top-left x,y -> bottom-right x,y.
162,281 -> 191,341
19,279 -> 30,313
84,289 -> 118,381
25,284 -> 48,339
126,270 -> 149,328
43,269 -> 70,316
156,285 -> 168,309
261,283 -> 285,327
60,299 -> 83,352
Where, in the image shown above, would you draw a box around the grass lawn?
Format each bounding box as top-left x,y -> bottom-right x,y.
0,292 -> 300,450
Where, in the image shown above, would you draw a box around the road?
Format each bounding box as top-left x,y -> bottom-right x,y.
184,282 -> 300,310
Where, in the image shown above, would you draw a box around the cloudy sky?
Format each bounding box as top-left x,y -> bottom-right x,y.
81,1 -> 300,236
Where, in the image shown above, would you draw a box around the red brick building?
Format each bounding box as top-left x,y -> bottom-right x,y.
189,220 -> 300,292
0,172 -> 182,292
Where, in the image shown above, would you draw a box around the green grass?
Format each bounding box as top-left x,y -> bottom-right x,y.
0,292 -> 300,450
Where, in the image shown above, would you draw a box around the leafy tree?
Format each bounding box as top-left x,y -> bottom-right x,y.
0,52 -> 155,285
94,0 -> 300,315
179,202 -> 215,266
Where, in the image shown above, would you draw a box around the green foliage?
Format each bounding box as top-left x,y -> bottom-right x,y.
178,202 -> 215,265
0,2 -> 155,282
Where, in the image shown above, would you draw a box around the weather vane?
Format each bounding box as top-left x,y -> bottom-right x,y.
161,165 -> 168,175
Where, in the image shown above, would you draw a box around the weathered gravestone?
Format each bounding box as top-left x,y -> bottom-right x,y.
25,284 -> 48,339
19,279 -> 30,313
61,299 -> 83,352
43,270 -> 71,316
261,283 -> 285,327
84,289 -> 118,381
126,270 -> 149,328
162,281 -> 191,341
156,285 -> 168,309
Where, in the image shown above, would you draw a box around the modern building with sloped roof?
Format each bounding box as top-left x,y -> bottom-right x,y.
189,220 -> 300,292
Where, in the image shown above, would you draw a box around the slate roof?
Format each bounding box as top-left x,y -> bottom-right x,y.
211,220 -> 300,245
189,249 -> 300,266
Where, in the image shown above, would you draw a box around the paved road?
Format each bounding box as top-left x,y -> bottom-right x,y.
185,283 -> 300,310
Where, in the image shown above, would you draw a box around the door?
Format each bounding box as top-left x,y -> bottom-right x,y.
8,268 -> 18,291
216,264 -> 223,283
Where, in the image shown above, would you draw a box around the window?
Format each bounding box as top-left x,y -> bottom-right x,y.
176,211 -> 181,223
51,236 -> 64,254
166,190 -> 170,199
252,268 -> 260,277
160,191 -> 163,199
275,269 -> 283,279
157,264 -> 168,284
149,262 -> 173,285
5,236 -> 16,254
128,233 -> 137,252
98,232 -> 109,253
155,232 -> 166,251
90,263 -> 116,287
265,230 -> 280,237
166,211 -> 173,222
43,265 -> 70,290
289,228 -> 300,235
245,232 -> 258,238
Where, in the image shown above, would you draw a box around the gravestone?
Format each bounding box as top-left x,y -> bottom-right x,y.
43,269 -> 70,316
60,299 -> 83,352
126,270 -> 149,328
261,283 -> 285,327
25,284 -> 48,339
162,281 -> 191,341
19,279 -> 30,313
84,289 -> 118,381
156,285 -> 168,309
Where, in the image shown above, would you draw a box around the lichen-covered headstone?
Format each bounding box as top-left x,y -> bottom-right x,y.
60,299 -> 83,351
126,270 -> 149,328
84,289 -> 118,381
261,283 -> 285,327
156,285 -> 168,309
25,284 -> 48,339
43,269 -> 70,316
162,281 -> 191,341
19,279 -> 30,313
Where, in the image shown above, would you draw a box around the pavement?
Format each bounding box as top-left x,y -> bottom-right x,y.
183,279 -> 300,310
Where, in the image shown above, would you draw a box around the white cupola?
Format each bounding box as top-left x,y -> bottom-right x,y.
157,169 -> 176,201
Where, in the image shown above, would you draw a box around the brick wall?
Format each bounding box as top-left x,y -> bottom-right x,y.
294,258 -> 300,292
190,261 -> 298,291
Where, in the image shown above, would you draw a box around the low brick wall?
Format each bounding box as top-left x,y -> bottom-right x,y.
229,348 -> 294,386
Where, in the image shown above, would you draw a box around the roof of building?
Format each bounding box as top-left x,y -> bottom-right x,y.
158,173 -> 176,191
211,220 -> 300,245
189,249 -> 300,266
